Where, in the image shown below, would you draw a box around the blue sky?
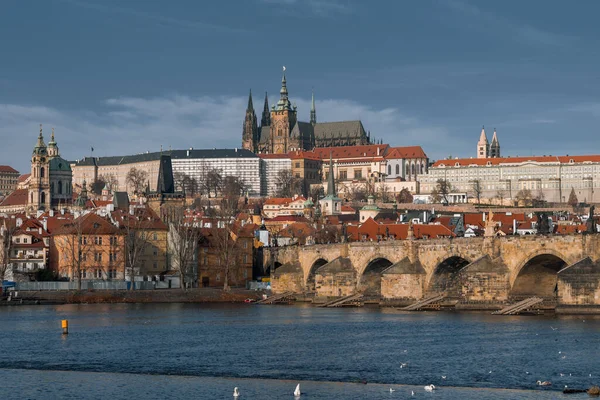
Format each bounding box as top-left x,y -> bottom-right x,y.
2,0 -> 600,172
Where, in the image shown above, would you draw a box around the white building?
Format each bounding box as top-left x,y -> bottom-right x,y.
420,155 -> 600,204
170,148 -> 261,197
258,154 -> 292,197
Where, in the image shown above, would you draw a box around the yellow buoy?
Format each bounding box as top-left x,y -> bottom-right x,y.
61,319 -> 69,335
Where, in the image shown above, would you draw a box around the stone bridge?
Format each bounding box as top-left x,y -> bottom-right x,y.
265,235 -> 600,306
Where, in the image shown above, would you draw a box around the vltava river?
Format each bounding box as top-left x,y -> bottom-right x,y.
0,303 -> 598,399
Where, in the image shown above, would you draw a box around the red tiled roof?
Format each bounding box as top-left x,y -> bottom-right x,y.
0,189 -> 28,207
54,213 -> 120,235
0,165 -> 19,174
266,215 -> 311,223
17,174 -> 31,183
264,198 -> 293,206
385,146 -> 427,159
555,224 -> 587,234
433,154 -> 600,168
288,151 -> 322,161
346,218 -> 455,241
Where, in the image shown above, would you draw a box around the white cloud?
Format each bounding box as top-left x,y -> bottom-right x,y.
0,94 -> 456,173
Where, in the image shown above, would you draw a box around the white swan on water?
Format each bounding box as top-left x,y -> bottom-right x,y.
294,384 -> 301,397
424,384 -> 436,392
233,387 -> 240,397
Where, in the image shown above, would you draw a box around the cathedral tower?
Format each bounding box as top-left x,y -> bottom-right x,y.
242,90 -> 258,152
28,125 -> 51,212
270,67 -> 297,154
489,128 -> 500,158
260,92 -> 270,128
477,126 -> 489,159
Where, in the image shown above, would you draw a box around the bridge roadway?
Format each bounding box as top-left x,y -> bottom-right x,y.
265,234 -> 600,307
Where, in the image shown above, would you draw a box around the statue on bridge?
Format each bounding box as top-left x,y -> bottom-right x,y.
586,205 -> 596,234
537,212 -> 551,235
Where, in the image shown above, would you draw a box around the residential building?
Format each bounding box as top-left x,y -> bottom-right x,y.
242,69 -> 370,154
198,223 -> 255,288
111,206 -> 169,281
5,218 -> 50,279
258,154 -> 292,197
289,150 -> 322,196
420,154 -> 600,204
0,165 -> 19,196
262,195 -> 311,219
54,213 -> 125,281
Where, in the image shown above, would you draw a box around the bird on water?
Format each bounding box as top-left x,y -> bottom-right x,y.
233,387 -> 240,397
294,383 -> 301,397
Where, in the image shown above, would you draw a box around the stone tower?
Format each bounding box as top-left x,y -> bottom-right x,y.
28,125 -> 51,212
477,126 -> 489,159
489,128 -> 500,158
270,67 -> 297,154
242,90 -> 258,152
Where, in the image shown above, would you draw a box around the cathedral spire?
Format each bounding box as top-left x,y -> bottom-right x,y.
33,124 -> 47,156
261,92 -> 271,127
310,89 -> 317,125
247,89 -> 254,111
477,125 -> 489,159
275,66 -> 292,111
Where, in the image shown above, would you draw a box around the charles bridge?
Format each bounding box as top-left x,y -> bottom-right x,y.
265,234 -> 600,309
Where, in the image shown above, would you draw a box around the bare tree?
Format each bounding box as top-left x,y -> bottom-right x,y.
126,167 -> 149,195
55,216 -> 95,290
436,179 -> 452,203
115,208 -> 158,289
169,207 -> 202,290
515,189 -> 533,207
101,174 -> 119,192
174,172 -> 199,198
376,183 -> 393,202
495,189 -> 506,206
309,185 -> 324,203
396,188 -> 413,204
0,220 -> 17,281
430,187 -> 441,203
206,169 -> 223,198
470,179 -> 483,204
275,169 -> 302,197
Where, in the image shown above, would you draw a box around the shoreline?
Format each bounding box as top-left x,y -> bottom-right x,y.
3,290 -> 600,314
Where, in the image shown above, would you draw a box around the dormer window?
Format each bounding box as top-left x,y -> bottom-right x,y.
569,159 -> 574,164
486,161 -> 492,166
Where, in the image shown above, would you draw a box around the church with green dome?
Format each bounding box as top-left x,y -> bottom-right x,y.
28,125 -> 73,212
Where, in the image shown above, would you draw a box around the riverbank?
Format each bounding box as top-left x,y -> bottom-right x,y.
1,288 -> 264,305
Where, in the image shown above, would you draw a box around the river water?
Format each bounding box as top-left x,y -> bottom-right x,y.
0,303 -> 599,399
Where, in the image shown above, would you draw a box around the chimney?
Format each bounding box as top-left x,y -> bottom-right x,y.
482,212 -> 486,222
49,209 -> 54,217
42,219 -> 48,231
377,147 -> 380,156
513,219 -> 517,235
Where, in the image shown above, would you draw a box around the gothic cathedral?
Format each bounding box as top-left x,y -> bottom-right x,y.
242,68 -> 371,154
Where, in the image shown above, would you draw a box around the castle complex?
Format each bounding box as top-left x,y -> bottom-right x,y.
242,68 -> 371,154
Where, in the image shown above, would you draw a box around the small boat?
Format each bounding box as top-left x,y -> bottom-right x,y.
294,383 -> 301,397
244,298 -> 255,303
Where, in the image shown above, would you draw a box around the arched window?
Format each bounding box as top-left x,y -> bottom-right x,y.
278,129 -> 282,137
40,167 -> 45,178
411,164 -> 416,175
388,165 -> 392,175
395,164 -> 400,175
40,192 -> 46,205
420,164 -> 424,174
30,193 -> 33,203
58,181 -> 63,195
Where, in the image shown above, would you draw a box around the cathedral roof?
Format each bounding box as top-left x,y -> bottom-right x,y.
313,120 -> 366,139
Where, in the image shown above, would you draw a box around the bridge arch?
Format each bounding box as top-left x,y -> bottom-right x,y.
510,251 -> 568,299
358,257 -> 394,297
306,258 -> 329,291
427,255 -> 471,296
